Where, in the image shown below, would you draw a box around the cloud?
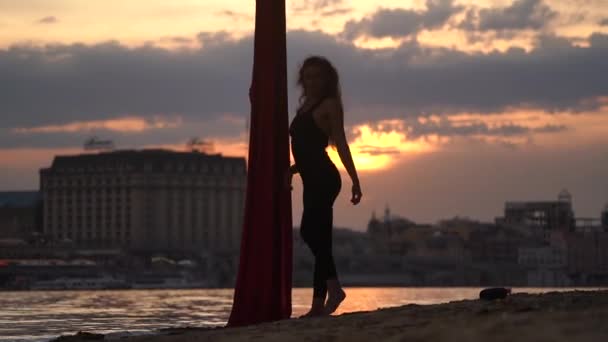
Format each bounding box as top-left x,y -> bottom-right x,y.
533,33 -> 578,50
589,32 -> 608,47
292,0 -> 343,13
321,8 -> 352,17
600,18 -> 608,26
356,145 -> 401,156
335,32 -> 608,119
36,16 -> 58,24
216,10 -> 253,21
342,0 -> 463,40
12,116 -> 182,134
0,29 -> 607,150
458,0 -> 557,33
196,31 -> 234,48
331,113 -> 572,173
292,0 -> 352,20
0,37 -> 252,131
0,113 -> 246,150
159,36 -> 193,44
532,124 -> 567,133
369,116 -> 568,141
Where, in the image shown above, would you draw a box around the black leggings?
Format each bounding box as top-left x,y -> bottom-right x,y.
299,168 -> 341,299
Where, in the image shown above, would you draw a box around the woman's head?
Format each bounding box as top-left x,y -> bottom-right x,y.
297,56 -> 342,104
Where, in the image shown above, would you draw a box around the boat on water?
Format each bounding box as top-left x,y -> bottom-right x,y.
29,275 -> 130,290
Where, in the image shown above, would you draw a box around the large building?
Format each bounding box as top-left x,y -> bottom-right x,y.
40,149 -> 246,253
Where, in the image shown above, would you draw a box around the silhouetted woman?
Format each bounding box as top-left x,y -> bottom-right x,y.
287,56 -> 362,317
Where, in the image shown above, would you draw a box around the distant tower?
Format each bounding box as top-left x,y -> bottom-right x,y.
557,189 -> 575,231
558,189 -> 572,203
367,210 -> 381,235
384,205 -> 391,224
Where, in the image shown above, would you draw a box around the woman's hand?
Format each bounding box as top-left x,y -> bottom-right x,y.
285,166 -> 295,191
351,182 -> 362,204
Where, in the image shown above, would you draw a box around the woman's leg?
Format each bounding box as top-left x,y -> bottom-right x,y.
324,175 -> 345,315
299,205 -> 327,317
300,171 -> 343,317
308,205 -> 335,299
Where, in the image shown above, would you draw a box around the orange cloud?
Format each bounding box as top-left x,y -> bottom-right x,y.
327,103 -> 608,173
12,116 -> 182,134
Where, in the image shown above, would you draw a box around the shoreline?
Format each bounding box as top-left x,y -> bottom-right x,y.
53,289 -> 608,341
4,285 -> 607,292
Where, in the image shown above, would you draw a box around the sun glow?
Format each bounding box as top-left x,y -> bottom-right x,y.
328,123 -> 437,172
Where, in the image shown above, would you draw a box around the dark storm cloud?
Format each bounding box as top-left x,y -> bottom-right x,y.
36,16 -> 58,24
458,0 -> 557,33
342,0 -> 463,40
1,28 -> 607,148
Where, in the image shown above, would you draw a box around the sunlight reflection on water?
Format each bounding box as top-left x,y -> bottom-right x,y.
0,287 -> 604,341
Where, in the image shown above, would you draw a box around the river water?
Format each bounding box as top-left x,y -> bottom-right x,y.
1,287 -> 604,341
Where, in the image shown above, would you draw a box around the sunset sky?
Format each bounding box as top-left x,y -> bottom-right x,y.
1,0 -> 607,231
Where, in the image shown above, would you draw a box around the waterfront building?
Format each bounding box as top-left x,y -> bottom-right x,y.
39,149 -> 246,253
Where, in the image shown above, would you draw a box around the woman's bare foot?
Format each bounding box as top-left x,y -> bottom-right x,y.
299,307 -> 325,318
299,297 -> 325,318
324,289 -> 346,315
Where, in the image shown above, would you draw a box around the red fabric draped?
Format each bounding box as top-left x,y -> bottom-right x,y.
227,0 -> 292,327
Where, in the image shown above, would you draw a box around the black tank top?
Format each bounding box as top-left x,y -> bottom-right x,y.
289,97 -> 335,178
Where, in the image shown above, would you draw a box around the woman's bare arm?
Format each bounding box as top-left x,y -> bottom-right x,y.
326,99 -> 362,204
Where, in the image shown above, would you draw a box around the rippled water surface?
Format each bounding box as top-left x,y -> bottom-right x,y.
1,287 -> 604,341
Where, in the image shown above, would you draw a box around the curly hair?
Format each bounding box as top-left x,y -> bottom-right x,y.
297,56 -> 343,106
296,56 -> 344,148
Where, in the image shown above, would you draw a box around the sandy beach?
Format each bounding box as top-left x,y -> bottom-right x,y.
53,289 -> 608,341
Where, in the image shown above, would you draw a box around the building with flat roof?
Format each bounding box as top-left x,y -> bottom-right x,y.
39,149 -> 246,253
498,189 -> 575,237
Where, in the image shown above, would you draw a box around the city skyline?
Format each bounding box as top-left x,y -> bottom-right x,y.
1,0 -> 607,231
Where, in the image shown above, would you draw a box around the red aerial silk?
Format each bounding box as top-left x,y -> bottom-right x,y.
227,0 -> 292,327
